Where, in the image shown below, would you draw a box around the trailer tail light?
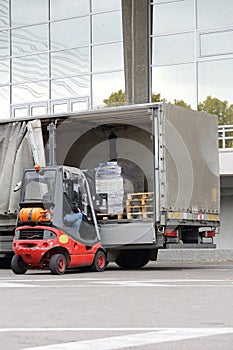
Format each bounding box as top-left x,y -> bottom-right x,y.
164,229 -> 178,237
34,164 -> 41,172
203,230 -> 215,238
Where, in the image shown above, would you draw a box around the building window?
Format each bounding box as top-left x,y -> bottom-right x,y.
153,0 -> 194,35
91,0 -> 121,13
0,0 -> 9,28
200,30 -> 233,57
12,53 -> 48,83
152,33 -> 195,65
12,80 -> 49,104
0,30 -> 9,58
31,104 -> 47,117
51,17 -> 89,50
92,71 -> 125,107
52,102 -> 68,114
13,106 -> 28,118
92,42 -> 123,73
51,47 -> 90,79
50,0 -> 90,21
71,100 -> 89,112
197,0 -> 233,29
0,29 -> 10,86
92,11 -> 122,44
51,76 -> 90,100
11,0 -> 48,27
0,85 -> 9,119
12,24 -> 48,56
0,59 -> 9,85
152,64 -> 196,108
198,59 -> 233,105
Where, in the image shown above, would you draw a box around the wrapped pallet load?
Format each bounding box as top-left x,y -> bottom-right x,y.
95,162 -> 124,215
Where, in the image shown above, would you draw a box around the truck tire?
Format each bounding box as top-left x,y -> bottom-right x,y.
11,255 -> 27,274
49,253 -> 67,275
116,250 -> 149,269
91,250 -> 106,272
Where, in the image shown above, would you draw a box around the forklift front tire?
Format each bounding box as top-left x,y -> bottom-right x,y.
91,250 -> 106,272
11,255 -> 27,274
49,253 -> 67,275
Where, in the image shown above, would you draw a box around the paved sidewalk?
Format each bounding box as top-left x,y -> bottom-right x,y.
158,249 -> 233,262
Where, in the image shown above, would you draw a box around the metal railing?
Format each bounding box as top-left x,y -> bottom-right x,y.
218,125 -> 233,149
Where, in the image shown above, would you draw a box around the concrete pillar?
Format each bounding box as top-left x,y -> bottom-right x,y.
216,195 -> 233,248
121,0 -> 150,104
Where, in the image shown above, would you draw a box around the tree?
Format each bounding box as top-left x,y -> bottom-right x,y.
152,93 -> 163,102
103,89 -> 125,107
173,99 -> 191,109
103,91 -> 165,106
198,95 -> 233,125
225,104 -> 233,124
103,90 -> 191,110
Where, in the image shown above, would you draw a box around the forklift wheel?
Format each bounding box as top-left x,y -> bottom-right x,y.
91,250 -> 106,272
49,254 -> 67,275
11,255 -> 27,274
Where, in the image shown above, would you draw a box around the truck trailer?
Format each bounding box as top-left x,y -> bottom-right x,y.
0,103 -> 220,268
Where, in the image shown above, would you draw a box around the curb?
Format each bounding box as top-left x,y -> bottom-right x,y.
157,249 -> 233,262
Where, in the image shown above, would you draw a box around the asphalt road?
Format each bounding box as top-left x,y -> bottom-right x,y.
0,261 -> 233,350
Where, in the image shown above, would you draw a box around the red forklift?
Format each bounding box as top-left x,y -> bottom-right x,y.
11,164 -> 106,275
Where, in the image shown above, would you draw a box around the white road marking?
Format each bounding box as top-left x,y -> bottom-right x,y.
0,327 -> 221,332
0,282 -> 37,288
0,277 -> 231,282
91,280 -> 233,288
19,328 -> 233,350
0,277 -> 232,288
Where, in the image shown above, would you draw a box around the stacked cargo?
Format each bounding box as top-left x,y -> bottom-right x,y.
126,192 -> 154,219
95,162 -> 124,215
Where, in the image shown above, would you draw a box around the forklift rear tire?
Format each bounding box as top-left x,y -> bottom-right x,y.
11,255 -> 27,274
91,250 -> 106,272
49,254 -> 67,275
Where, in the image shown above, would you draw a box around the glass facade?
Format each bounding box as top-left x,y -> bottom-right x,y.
1,0 -> 233,118
151,0 -> 233,109
0,0 -> 123,119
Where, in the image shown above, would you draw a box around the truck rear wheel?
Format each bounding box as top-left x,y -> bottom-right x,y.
115,250 -> 149,269
49,254 -> 66,275
11,255 -> 27,274
91,250 -> 106,272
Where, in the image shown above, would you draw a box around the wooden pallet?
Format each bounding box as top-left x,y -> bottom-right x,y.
127,192 -> 154,201
127,212 -> 154,220
97,213 -> 123,220
126,192 -> 154,219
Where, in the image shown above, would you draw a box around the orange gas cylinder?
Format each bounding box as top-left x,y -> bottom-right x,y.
19,207 -> 50,223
